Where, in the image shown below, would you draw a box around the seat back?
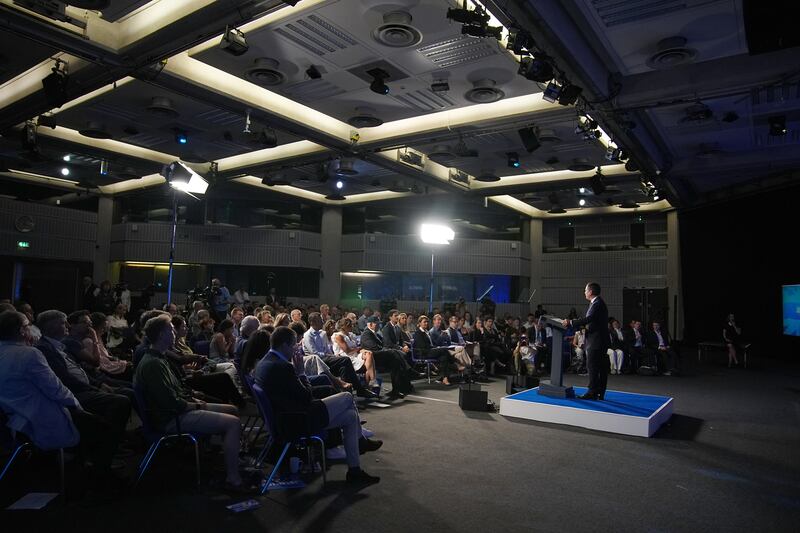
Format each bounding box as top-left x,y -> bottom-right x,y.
193,340 -> 211,356
250,383 -> 279,438
410,339 -> 437,363
132,383 -> 163,440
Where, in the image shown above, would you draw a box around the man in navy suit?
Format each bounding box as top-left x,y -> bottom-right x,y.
255,326 -> 382,485
563,282 -> 610,400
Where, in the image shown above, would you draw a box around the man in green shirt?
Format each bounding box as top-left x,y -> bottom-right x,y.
134,314 -> 246,491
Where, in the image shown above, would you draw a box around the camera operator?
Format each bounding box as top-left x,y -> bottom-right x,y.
210,278 -> 232,323
512,334 -> 537,376
114,281 -> 131,310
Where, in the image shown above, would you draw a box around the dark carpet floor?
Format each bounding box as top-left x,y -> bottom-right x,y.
3,354 -> 800,532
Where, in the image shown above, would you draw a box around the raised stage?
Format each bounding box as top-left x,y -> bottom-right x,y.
499,386 -> 673,437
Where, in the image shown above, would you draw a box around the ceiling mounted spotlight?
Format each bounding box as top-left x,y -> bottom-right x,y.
306,65 -> 322,79
575,117 -> 602,141
220,26 -> 249,56
568,158 -> 594,172
161,161 -> 208,195
461,22 -> 502,39
78,121 -> 112,139
335,180 -> 344,189
38,115 -> 57,129
41,59 -> 69,107
620,200 -> 640,209
558,84 -> 583,106
453,137 -> 479,157
506,27 -> 533,55
60,167 -> 70,177
590,168 -> 606,195
578,198 -> 586,207
542,81 -> 561,103
249,128 -> 278,147
548,205 -> 566,214
335,158 -> 358,176
518,56 -> 554,83
347,107 -> 383,128
174,130 -> 189,145
146,96 -> 179,118
446,2 -> 490,26
262,172 -> 291,186
506,152 -> 520,168
367,68 -> 390,95
325,192 -> 346,201
768,115 -> 787,136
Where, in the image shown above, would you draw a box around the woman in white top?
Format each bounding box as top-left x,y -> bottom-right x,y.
607,319 -> 626,375
106,303 -> 129,350
572,326 -> 586,370
332,317 -> 377,386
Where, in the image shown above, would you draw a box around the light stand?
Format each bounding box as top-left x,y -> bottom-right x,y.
166,189 -> 178,305
420,223 -> 454,316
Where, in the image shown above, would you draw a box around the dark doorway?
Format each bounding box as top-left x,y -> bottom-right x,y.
623,287 -> 669,330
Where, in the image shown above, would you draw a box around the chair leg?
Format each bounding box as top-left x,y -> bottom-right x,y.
427,362 -> 432,383
254,436 -> 274,468
260,442 -> 291,495
187,435 -> 200,487
134,440 -> 163,487
311,436 -> 326,486
57,448 -> 65,499
0,442 -> 31,482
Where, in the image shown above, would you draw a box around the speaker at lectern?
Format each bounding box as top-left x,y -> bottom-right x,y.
538,315 -> 575,398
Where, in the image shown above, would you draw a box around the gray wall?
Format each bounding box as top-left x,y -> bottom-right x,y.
0,197 -> 96,262
341,234 -> 531,276
109,223 -> 321,267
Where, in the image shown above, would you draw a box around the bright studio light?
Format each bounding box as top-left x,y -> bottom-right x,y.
420,223 -> 455,245
579,199 -> 586,206
162,161 -> 209,195
60,167 -> 70,176
335,180 -> 344,189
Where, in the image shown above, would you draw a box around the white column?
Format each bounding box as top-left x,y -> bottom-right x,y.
666,210 -> 684,340
319,206 -> 342,304
93,196 -> 113,282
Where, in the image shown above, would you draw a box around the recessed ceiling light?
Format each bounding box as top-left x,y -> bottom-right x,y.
63,155 -> 71,162
579,199 -> 586,206
336,180 -> 344,189
60,167 -> 70,176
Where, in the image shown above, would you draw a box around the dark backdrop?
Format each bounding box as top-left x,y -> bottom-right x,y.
680,183 -> 800,357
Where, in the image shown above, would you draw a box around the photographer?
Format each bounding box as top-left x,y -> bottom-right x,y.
210,278 -> 232,322
512,334 -> 537,376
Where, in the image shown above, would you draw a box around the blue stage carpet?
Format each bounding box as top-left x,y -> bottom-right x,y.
505,386 -> 671,417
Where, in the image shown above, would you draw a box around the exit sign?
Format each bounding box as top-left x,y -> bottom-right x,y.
17,241 -> 30,249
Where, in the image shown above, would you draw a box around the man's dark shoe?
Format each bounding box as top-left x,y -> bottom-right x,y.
578,392 -> 598,400
356,388 -> 378,399
346,468 -> 380,485
358,438 -> 383,455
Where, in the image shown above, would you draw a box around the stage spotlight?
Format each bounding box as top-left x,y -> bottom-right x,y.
579,198 -> 586,206
249,128 -> 278,147
42,60 -> 69,107
99,160 -> 109,176
625,160 -> 640,172
220,26 -> 249,56
506,28 -> 532,55
558,84 -> 583,106
175,130 -> 189,145
518,127 -> 541,153
446,3 -> 489,26
38,115 -> 57,129
161,161 -> 208,195
336,180 -> 344,189
306,65 -> 322,79
769,115 -> 787,136
590,168 -> 606,195
63,155 -> 71,162
367,68 -> 390,95
507,152 -> 521,168
518,56 -> 554,83
461,23 -> 502,40
579,187 -> 586,194
542,81 -> 561,103
60,167 -> 70,177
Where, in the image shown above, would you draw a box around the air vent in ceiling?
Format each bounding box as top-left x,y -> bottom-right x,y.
196,109 -> 241,126
245,58 -> 285,86
91,101 -> 140,122
283,79 -> 345,102
180,153 -> 208,164
417,34 -> 499,68
347,107 -> 383,128
120,132 -> 164,148
646,36 -> 697,70
392,89 -> 455,112
146,97 -> 179,118
372,11 -> 422,48
79,121 -> 112,139
275,14 -> 358,57
465,79 -> 504,104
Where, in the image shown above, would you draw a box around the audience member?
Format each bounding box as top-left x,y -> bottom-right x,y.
15,301 -> 42,344
608,319 -> 626,375
254,326 -> 382,486
210,278 -> 232,322
88,312 -> 133,381
360,316 -> 417,399
304,314 -> 374,398
413,315 -> 456,386
332,318 -> 378,389
723,313 -> 742,367
646,321 -> 679,376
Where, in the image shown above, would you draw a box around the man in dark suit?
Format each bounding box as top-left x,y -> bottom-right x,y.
360,316 -> 418,399
645,321 -> 679,375
255,326 -> 382,485
381,310 -> 407,351
563,282 -> 610,400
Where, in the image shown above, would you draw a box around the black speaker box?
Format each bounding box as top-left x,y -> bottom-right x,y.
459,384 -> 489,411
518,127 -> 541,153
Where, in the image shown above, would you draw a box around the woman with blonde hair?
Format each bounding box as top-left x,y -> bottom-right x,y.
332,317 -> 377,387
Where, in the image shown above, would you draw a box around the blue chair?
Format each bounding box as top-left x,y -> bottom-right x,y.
250,382 -> 326,494
0,411 -> 65,498
409,340 -> 440,383
133,384 -> 202,488
193,340 -> 211,356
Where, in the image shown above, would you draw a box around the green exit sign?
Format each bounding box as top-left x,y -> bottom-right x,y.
17,241 -> 30,249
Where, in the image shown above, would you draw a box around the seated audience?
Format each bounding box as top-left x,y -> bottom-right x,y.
134,315 -> 248,492
572,326 -> 587,373
15,301 -> 42,344
624,320 -> 646,371
106,303 -> 132,354
646,321 -> 679,375
254,326 -> 381,485
512,334 -> 536,376
230,307 -> 244,338
332,318 -> 378,389
413,315 -> 457,386
210,319 -> 235,362
481,317 -> 510,375
428,314 -> 449,347
360,316 -> 417,399
608,319 -> 626,375
88,312 -> 133,381
304,314 -> 374,398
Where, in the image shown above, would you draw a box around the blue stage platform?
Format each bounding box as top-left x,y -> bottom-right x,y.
499,387 -> 673,437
